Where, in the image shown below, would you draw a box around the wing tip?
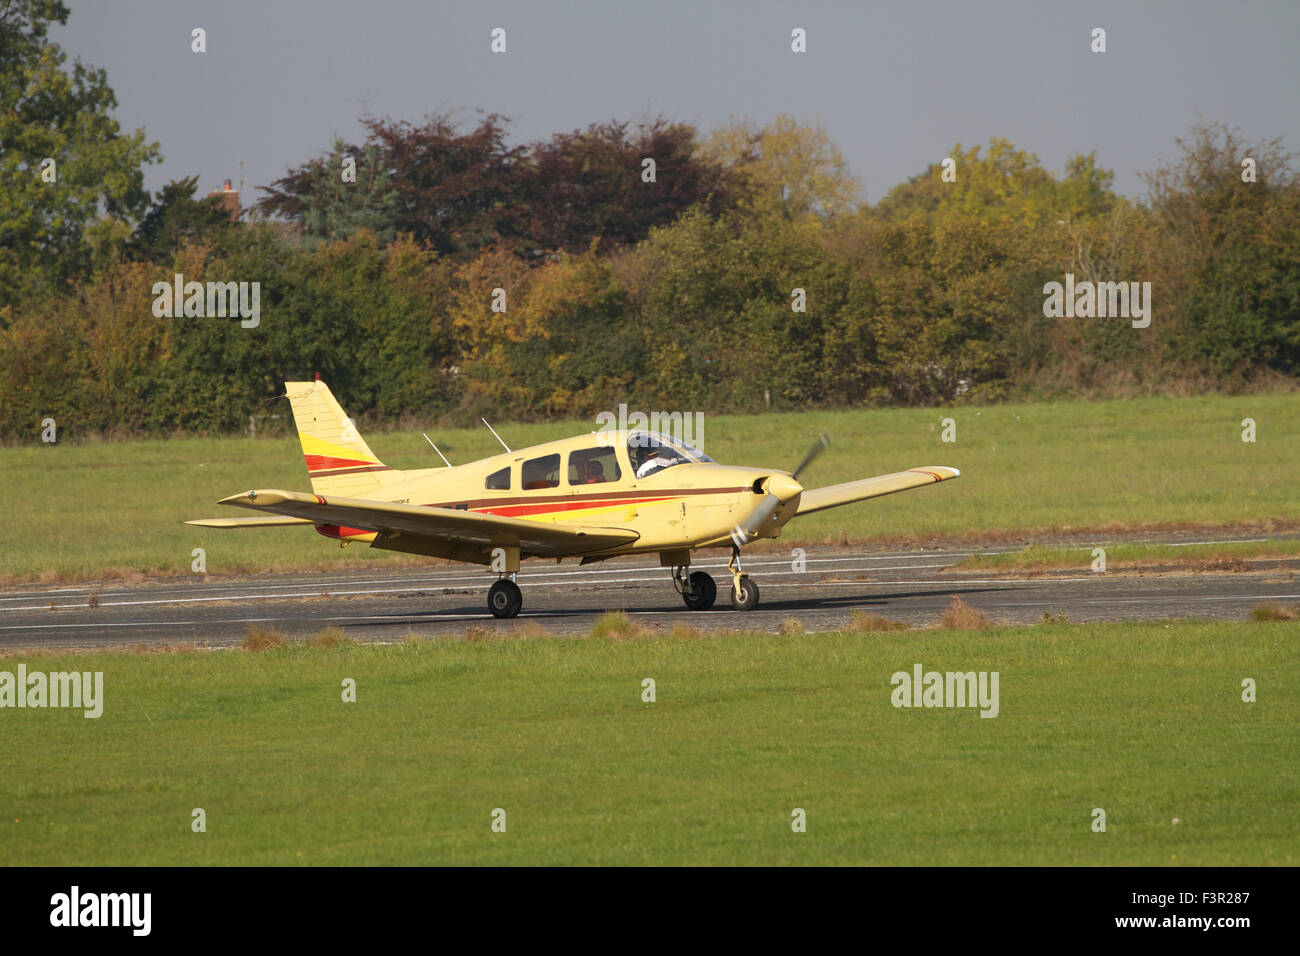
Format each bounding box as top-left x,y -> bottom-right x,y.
908,466 -> 961,481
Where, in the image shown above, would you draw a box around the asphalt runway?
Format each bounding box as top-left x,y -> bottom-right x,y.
2,541 -> 1297,652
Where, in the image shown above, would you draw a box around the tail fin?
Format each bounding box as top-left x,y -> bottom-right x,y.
285,380 -> 402,497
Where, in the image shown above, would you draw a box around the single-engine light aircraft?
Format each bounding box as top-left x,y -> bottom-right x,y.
189,380 -> 960,618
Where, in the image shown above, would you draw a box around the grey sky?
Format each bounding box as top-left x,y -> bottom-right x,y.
58,0 -> 1299,207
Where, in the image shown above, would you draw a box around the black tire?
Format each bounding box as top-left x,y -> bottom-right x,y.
682,571 -> 717,611
488,579 -> 522,619
731,576 -> 759,611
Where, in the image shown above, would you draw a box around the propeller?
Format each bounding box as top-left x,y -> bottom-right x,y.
730,433 -> 830,548
792,432 -> 830,480
731,473 -> 804,547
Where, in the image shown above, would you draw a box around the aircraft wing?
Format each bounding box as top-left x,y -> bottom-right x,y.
796,467 -> 959,517
198,488 -> 639,559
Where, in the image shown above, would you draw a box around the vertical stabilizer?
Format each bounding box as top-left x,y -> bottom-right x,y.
285,380 -> 401,497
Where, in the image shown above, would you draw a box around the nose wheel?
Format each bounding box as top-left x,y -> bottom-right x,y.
728,548 -> 760,611
488,577 -> 522,618
731,575 -> 759,611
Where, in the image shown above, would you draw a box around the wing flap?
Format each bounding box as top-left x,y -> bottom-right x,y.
796,466 -> 959,516
213,489 -> 639,556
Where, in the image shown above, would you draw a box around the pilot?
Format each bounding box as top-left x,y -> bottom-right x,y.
635,446 -> 673,479
582,460 -> 606,484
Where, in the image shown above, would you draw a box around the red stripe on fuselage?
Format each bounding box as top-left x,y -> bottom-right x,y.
473,496 -> 676,518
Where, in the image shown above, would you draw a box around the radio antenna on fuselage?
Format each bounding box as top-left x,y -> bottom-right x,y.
422,433 -> 452,467
481,418 -> 511,453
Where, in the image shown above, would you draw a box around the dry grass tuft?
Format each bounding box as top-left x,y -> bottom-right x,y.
120,641 -> 201,654
242,624 -> 287,652
668,622 -> 709,639
306,626 -> 349,649
1194,558 -> 1252,573
940,595 -> 991,630
510,619 -> 554,639
847,610 -> 908,632
1251,601 -> 1298,622
155,642 -> 199,654
590,610 -> 647,640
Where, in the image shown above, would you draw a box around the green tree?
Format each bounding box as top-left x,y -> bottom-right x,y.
873,139 -> 1117,227
127,176 -> 237,263
1141,121 -> 1300,379
0,0 -> 159,307
704,115 -> 860,220
632,207 -> 843,410
255,135 -> 397,247
258,112 -> 525,259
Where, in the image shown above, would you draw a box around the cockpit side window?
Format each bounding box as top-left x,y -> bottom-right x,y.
521,453 -> 560,490
485,466 -> 511,490
568,446 -> 621,485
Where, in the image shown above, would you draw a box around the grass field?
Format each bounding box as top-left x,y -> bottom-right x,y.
1,392 -> 1297,583
2,618 -> 1296,866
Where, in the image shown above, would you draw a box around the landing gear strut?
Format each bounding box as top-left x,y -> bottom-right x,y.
673,566 -> 717,611
728,547 -> 760,611
488,574 -> 522,618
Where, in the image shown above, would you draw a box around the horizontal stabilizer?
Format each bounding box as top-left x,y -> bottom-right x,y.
186,516 -> 314,528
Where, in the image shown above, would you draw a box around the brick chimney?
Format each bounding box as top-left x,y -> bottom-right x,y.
209,179 -> 241,220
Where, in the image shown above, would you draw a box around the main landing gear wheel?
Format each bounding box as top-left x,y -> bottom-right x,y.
488,579 -> 522,619
731,575 -> 759,611
681,571 -> 717,611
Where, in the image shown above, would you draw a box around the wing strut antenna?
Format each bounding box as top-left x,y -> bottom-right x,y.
481,418 -> 511,453
422,433 -> 452,467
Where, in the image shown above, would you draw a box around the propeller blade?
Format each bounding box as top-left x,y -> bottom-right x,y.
730,472 -> 804,547
792,432 -> 830,480
731,494 -> 781,548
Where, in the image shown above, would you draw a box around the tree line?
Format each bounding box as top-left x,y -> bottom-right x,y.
1,1 -> 1297,443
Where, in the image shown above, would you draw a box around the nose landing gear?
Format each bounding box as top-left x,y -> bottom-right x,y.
728,547 -> 759,611
671,549 -> 760,612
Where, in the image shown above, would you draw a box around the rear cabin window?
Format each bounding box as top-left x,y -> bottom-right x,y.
568,446 -> 621,485
521,454 -> 560,490
485,466 -> 511,490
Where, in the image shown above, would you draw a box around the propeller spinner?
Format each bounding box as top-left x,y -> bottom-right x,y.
730,433 -> 830,546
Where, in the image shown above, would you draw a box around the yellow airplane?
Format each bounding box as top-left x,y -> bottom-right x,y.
189,379 -> 960,618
